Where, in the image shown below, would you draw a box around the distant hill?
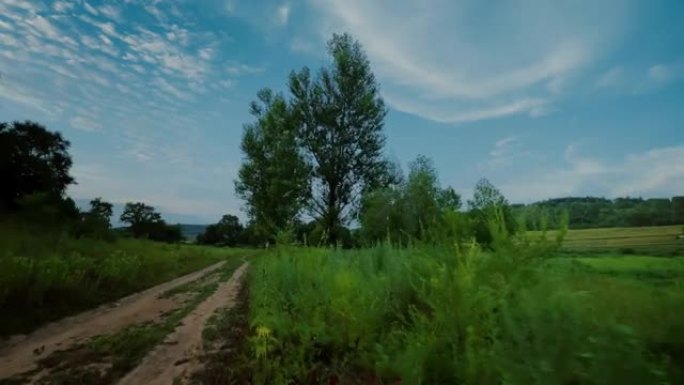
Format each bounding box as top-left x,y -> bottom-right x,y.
179,224 -> 208,241
112,224 -> 208,242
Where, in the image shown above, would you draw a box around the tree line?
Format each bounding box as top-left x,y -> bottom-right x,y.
1,121 -> 183,243
513,196 -> 684,230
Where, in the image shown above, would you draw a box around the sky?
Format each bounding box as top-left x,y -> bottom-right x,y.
1,0 -> 683,224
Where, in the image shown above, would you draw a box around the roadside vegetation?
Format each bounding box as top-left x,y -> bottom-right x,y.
189,32 -> 684,385
238,239 -> 684,384
0,121 -> 249,339
2,29 -> 683,385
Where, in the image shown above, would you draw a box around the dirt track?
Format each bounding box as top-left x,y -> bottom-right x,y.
0,260 -> 248,384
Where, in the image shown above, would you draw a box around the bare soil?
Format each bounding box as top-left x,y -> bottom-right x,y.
0,261 -> 229,381
118,262 -> 248,385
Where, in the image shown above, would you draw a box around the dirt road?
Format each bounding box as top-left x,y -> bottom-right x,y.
0,260 -> 248,384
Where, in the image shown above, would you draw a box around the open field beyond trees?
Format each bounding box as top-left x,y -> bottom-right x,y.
530,225 -> 684,255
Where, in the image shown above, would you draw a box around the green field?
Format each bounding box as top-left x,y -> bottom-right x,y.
530,225 -> 684,255
215,240 -> 684,385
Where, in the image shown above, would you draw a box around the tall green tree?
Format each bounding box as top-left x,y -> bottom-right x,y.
289,33 -> 389,245
0,121 -> 74,212
235,89 -> 310,237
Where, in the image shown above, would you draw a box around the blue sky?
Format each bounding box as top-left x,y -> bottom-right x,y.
1,0 -> 683,224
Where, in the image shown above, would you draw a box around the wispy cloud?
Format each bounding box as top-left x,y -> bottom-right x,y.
647,63 -> 683,84
225,63 -> 265,76
596,66 -> 625,88
498,144 -> 684,202
275,3 -> 291,26
69,115 -> 102,132
307,0 -> 633,124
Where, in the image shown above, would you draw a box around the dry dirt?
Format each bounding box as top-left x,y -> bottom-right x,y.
118,262 -> 248,385
0,260 -> 240,382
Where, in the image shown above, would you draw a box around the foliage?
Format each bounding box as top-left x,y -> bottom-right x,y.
0,219 -> 248,337
288,33 -> 391,245
468,178 -> 517,245
72,198 -> 115,240
515,196 -> 684,230
119,201 -> 181,242
0,121 -> 74,213
235,89 -> 310,238
244,221 -> 683,384
198,214 -> 244,246
359,155 -> 464,245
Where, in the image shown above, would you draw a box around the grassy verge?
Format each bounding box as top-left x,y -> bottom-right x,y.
0,222 -> 253,338
239,242 -> 684,384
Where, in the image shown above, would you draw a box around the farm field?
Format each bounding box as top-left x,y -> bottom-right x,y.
529,225 -> 684,255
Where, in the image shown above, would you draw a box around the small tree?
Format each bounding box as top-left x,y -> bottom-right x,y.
120,202 -> 163,238
198,214 -> 244,246
468,178 -> 516,245
74,197 -> 115,239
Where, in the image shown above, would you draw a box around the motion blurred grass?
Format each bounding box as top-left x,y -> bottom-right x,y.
245,241 -> 684,384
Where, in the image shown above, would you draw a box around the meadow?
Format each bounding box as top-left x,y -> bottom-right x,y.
530,224 -> 684,255
0,221 -> 250,338
234,232 -> 684,384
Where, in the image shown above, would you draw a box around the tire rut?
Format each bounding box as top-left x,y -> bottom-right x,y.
0,261 -> 227,380
117,262 -> 249,385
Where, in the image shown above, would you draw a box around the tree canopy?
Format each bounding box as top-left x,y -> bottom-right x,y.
0,121 -> 74,212
235,88 -> 310,238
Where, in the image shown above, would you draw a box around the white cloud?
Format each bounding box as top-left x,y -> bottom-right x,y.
648,64 -> 674,82
99,5 -> 122,22
198,47 -> 215,60
498,145 -> 684,202
225,0 -> 238,14
596,66 -> 625,88
144,4 -> 165,22
385,93 -> 547,124
1,0 -> 38,13
69,115 -> 102,132
53,1 -> 75,13
152,77 -> 192,100
225,63 -> 264,76
83,1 -> 98,15
275,3 -> 291,26
308,0 -> 632,124
290,36 -> 315,53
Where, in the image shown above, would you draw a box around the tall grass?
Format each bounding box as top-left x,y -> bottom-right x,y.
0,221 -> 248,337
245,222 -> 683,383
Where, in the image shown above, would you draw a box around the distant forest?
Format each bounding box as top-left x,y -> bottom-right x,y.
513,196 -> 684,230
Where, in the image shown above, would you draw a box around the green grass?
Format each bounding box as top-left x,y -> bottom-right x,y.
0,221 -> 253,338
530,225 -> 684,255
241,241 -> 684,385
